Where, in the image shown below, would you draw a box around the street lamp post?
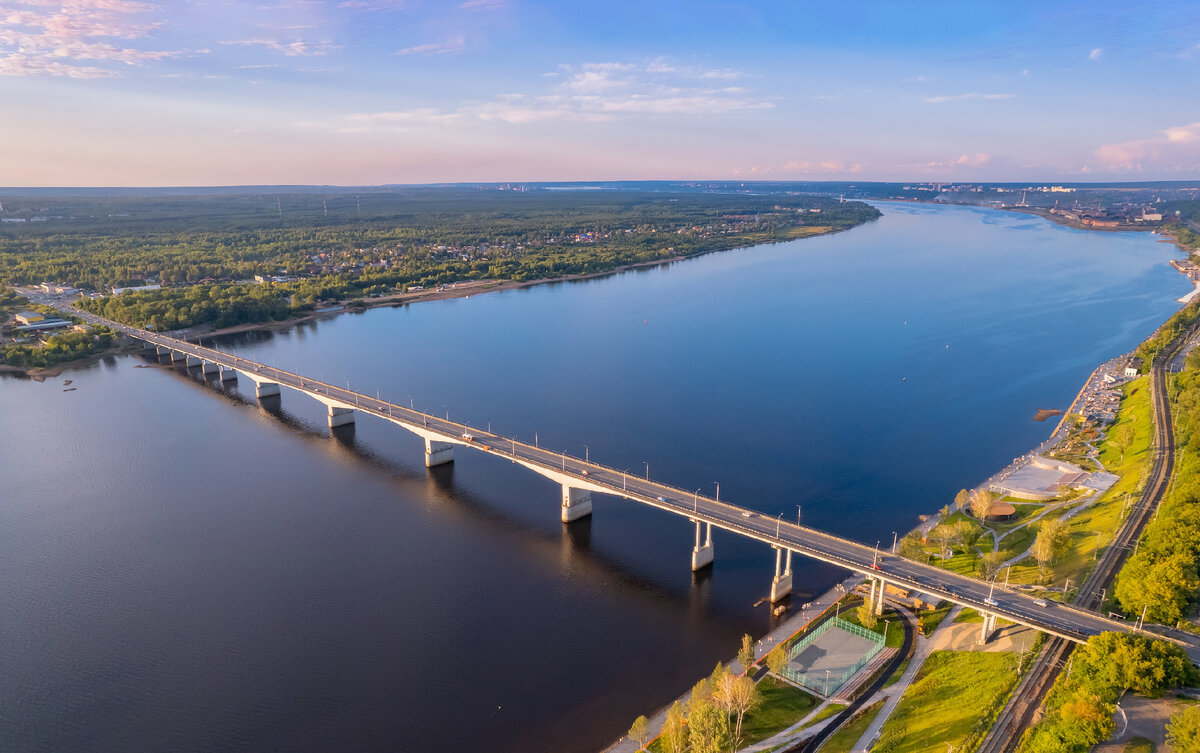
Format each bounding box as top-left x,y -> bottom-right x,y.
892,531 -> 898,554
714,481 -> 720,503
585,445 -> 589,463
694,489 -> 700,514
777,513 -> 782,538
644,462 -> 649,480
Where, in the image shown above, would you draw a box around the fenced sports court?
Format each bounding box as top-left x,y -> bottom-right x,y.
781,616 -> 885,697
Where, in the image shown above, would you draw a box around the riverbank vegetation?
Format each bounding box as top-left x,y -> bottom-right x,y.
1114,349 -> 1200,625
1018,633 -> 1195,752
1135,301 -> 1200,366
0,189 -> 879,330
1,325 -> 117,368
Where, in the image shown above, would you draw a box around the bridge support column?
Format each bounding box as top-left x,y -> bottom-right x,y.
691,520 -> 714,571
255,381 -> 280,398
979,612 -> 997,645
186,355 -> 202,368
202,361 -> 219,374
874,578 -> 886,615
425,439 -> 454,467
156,345 -> 172,356
220,366 -> 238,381
561,485 -> 593,523
770,546 -> 793,602
170,350 -> 188,363
327,406 -> 355,428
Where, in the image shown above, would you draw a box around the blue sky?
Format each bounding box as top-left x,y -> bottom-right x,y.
3,0 -> 1199,186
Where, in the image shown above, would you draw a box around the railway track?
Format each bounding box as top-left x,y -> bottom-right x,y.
975,331 -> 1189,753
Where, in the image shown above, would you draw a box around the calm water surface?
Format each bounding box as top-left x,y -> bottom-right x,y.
0,203 -> 1188,752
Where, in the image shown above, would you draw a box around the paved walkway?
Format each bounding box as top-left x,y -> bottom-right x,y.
601,573 -> 865,753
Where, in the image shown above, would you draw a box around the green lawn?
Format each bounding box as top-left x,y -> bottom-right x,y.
1123,736 -> 1155,753
918,602 -> 954,635
839,607 -> 906,648
1003,377 -> 1154,591
796,702 -> 847,731
882,657 -> 912,688
818,699 -> 886,753
870,651 -> 1021,753
738,676 -> 819,747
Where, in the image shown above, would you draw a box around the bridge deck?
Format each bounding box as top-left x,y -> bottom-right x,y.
79,311 -> 1200,657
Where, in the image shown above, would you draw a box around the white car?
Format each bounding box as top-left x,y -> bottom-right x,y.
1033,599 -> 1048,608
984,597 -> 999,607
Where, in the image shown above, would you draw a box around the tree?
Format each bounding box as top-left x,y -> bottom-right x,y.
1033,517 -> 1070,580
661,701 -> 687,753
940,503 -> 953,519
930,523 -> 958,557
956,519 -> 983,551
708,662 -> 727,695
899,533 -> 928,562
970,488 -> 995,520
627,715 -> 650,751
737,633 -> 756,673
765,644 -> 789,677
714,670 -> 761,751
687,694 -> 730,753
1114,551 -> 1200,625
978,550 -> 1006,581
1168,705 -> 1200,753
1106,424 -> 1136,462
856,602 -> 878,630
690,676 -> 713,717
954,488 -> 970,511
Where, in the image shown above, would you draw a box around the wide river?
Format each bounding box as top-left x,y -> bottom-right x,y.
0,202 -> 1189,753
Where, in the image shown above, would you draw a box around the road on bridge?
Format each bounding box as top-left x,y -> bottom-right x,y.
70,306 -> 1200,659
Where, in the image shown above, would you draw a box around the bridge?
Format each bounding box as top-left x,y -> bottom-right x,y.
78,310 -> 1200,657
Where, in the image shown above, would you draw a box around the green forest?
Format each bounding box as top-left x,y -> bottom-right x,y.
0,188 -> 879,330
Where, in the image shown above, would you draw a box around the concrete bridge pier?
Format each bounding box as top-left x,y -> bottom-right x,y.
202,361 -> 220,374
979,612 -> 998,644
691,519 -> 714,571
255,381 -> 280,398
872,577 -> 887,615
561,485 -> 593,522
186,355 -> 202,368
219,366 -> 238,381
156,345 -> 172,357
770,546 -> 793,602
327,406 -> 355,428
170,350 -> 188,363
425,438 -> 454,467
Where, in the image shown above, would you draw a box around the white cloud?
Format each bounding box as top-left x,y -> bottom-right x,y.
398,37 -> 465,55
1089,47 -> 1103,60
343,57 -> 770,133
223,38 -> 339,56
343,108 -> 464,130
783,160 -> 864,174
955,152 -> 990,166
460,0 -> 504,8
0,0 -> 182,77
924,92 -> 1014,103
1094,122 -> 1200,171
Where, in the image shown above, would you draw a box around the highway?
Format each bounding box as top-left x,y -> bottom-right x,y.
66,304 -> 1200,657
